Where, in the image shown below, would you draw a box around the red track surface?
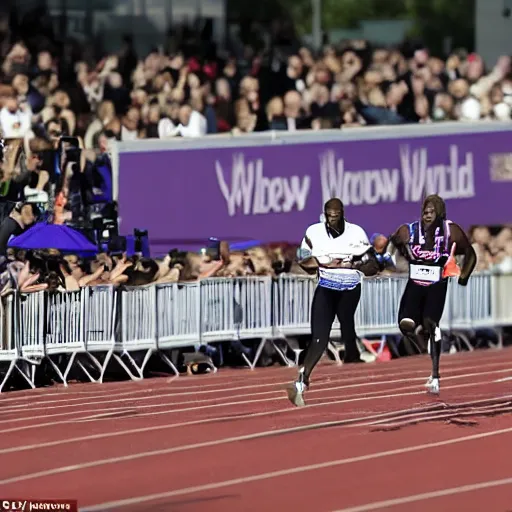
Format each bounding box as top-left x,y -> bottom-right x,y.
1,348 -> 512,512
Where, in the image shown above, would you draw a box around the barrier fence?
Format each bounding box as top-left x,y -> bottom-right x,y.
0,272 -> 509,392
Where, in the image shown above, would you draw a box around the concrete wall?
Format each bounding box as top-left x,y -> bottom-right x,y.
476,0 -> 512,66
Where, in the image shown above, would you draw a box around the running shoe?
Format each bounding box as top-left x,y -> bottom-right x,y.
425,375 -> 440,395
287,370 -> 309,407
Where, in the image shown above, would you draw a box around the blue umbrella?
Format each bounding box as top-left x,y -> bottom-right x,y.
8,222 -> 98,255
229,240 -> 262,251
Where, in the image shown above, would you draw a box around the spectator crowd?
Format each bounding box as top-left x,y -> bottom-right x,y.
1,224 -> 511,298
0,6 -> 510,300
3,37 -> 511,143
1,7 -> 512,149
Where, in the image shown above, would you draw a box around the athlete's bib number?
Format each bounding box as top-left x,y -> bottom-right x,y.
409,264 -> 441,283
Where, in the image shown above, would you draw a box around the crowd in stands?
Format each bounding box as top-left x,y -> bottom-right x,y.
0,223 -> 510,297
1,6 -> 512,149
470,226 -> 512,274
0,6 -> 510,299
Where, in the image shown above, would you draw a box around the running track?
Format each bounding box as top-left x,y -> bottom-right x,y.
1,348 -> 512,511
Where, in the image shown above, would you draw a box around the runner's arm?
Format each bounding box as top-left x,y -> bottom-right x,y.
350,226 -> 380,276
449,223 -> 477,286
352,247 -> 380,276
297,234 -> 319,275
388,224 -> 412,261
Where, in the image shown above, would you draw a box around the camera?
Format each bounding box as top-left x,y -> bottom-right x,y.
201,238 -> 221,261
92,215 -> 120,253
126,228 -> 149,257
58,136 -> 80,164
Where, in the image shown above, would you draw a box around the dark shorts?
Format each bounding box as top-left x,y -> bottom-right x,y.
398,279 -> 449,327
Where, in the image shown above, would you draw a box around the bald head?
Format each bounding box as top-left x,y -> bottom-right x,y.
284,90 -> 302,118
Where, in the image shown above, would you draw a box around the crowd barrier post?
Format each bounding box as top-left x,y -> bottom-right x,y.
83,285 -> 118,383
232,276 -> 281,369
0,295 -> 21,392
154,282 -> 201,374
43,289 -> 87,385
115,285 -> 158,380
13,290 -> 45,388
488,273 -> 512,350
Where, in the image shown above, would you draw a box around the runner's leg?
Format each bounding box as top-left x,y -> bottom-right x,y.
287,285 -> 337,407
303,286 -> 338,381
423,280 -> 449,394
335,284 -> 362,363
398,280 -> 425,355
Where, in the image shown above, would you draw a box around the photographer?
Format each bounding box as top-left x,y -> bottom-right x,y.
19,137 -> 52,205
84,131 -> 113,205
53,135 -> 90,226
0,202 -> 36,255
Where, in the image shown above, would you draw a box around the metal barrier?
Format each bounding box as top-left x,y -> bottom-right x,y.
491,274 -> 512,328
0,295 -> 23,392
357,276 -> 408,337
0,272 -> 509,391
156,283 -> 200,349
199,277 -> 274,368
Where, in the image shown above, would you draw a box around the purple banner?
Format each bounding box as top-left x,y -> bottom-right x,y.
119,130 -> 512,256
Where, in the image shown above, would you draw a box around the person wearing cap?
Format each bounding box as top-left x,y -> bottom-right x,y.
389,195 -> 476,395
287,198 -> 379,407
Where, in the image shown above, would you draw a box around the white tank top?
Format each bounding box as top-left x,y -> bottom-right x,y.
301,221 -> 371,291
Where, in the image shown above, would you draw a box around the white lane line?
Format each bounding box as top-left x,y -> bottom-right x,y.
0,365 -> 424,413
0,396 -> 438,455
0,363 -> 382,411
495,376 -> 512,382
0,361 -> 359,406
0,366 -> 507,432
332,477 -> 512,511
0,379 -> 508,485
5,358 -> 499,413
3,386 -> 511,456
63,367 -> 512,423
76,427 -> 512,511
0,383 -> 425,434
0,349 -> 506,407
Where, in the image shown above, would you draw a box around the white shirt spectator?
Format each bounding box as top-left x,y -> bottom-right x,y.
158,117 -> 180,139
0,104 -> 32,138
179,110 -> 207,137
121,125 -> 138,141
459,97 -> 481,121
158,109 -> 207,139
493,102 -> 511,121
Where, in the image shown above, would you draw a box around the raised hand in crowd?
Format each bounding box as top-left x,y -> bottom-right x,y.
109,253 -> 133,285
17,260 -> 48,293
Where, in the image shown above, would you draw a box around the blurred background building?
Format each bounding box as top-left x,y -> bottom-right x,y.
6,0 -> 511,66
